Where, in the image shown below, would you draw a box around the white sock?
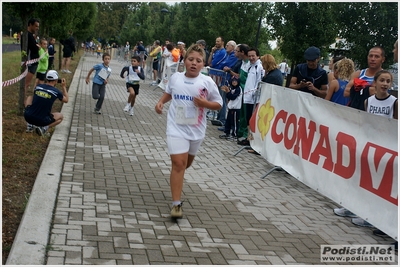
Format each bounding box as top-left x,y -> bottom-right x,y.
172,201 -> 181,206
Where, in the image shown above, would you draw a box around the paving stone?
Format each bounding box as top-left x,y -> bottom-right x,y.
39,53 -> 397,266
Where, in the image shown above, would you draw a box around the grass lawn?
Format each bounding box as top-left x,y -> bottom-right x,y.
2,47 -> 82,264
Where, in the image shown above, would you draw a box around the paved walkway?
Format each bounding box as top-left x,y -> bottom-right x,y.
7,53 -> 397,265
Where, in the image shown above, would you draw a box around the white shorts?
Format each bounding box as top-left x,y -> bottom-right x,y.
167,136 -> 203,156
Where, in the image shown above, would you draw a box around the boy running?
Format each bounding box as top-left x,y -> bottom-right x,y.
120,55 -> 145,116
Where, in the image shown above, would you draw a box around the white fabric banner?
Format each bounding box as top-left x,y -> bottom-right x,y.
250,82 -> 398,240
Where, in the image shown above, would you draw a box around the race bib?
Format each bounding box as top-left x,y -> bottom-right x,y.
175,105 -> 198,125
98,67 -> 111,80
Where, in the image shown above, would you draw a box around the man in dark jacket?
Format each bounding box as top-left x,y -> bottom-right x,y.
289,46 -> 328,98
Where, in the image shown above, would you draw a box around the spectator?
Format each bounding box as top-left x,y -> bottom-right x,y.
177,41 -> 187,63
171,43 -> 180,63
163,39 -> 170,54
24,70 -> 68,137
208,36 -> 227,126
236,44 -> 251,143
261,54 -> 284,86
23,18 -> 40,107
245,53 -> 282,154
208,36 -> 227,71
17,31 -> 21,44
85,53 -> 112,115
154,44 -> 222,219
333,49 -> 385,227
239,47 -> 264,146
389,39 -> 398,95
162,43 -> 172,61
371,40 -> 398,251
47,37 -> 56,70
325,58 -> 355,105
196,39 -> 210,66
289,46 -> 328,98
278,59 -> 288,79
135,41 -> 147,69
345,46 -> 385,110
364,70 -> 397,119
34,38 -> 49,88
219,76 -> 242,140
327,56 -> 345,84
216,40 -> 238,129
124,41 -> 130,61
149,40 -> 162,85
60,30 -> 75,74
120,55 -> 145,116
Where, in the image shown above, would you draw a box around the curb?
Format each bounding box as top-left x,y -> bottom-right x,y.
6,57 -> 84,265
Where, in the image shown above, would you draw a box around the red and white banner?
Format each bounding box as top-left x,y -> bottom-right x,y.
2,52 -> 48,88
250,82 -> 398,240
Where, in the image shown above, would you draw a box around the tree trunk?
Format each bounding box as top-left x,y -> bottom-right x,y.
58,42 -> 62,70
18,17 -> 29,116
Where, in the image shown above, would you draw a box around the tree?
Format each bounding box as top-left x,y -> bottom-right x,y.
268,2 -> 338,75
204,2 -> 272,49
334,2 -> 398,68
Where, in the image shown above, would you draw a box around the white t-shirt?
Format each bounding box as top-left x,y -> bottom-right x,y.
279,62 -> 287,73
166,72 -> 223,140
366,94 -> 397,118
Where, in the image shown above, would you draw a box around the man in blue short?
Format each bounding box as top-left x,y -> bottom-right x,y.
208,36 -> 227,125
24,70 -> 69,137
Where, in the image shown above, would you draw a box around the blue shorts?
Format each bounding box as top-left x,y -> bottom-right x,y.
28,63 -> 38,74
24,106 -> 55,127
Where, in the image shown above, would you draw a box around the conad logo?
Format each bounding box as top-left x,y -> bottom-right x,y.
254,99 -> 398,206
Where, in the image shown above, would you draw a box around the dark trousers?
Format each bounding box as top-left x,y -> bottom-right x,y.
92,83 -> 106,111
216,88 -> 227,125
224,109 -> 240,137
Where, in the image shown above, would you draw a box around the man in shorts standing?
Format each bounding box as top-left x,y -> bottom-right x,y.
61,30 -> 76,74
24,70 -> 69,137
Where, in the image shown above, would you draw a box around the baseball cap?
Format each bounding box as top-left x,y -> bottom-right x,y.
177,41 -> 184,45
46,70 -> 59,81
304,46 -> 321,61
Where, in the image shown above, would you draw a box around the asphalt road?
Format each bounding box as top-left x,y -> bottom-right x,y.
2,43 -> 21,53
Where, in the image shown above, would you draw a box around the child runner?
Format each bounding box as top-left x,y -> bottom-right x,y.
96,44 -> 102,58
120,55 -> 145,116
34,38 -> 49,88
219,76 -> 242,140
155,44 -> 223,219
85,52 -> 112,114
325,58 -> 355,105
364,70 -> 398,119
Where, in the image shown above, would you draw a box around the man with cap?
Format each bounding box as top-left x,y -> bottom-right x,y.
24,70 -> 69,137
289,46 -> 328,98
